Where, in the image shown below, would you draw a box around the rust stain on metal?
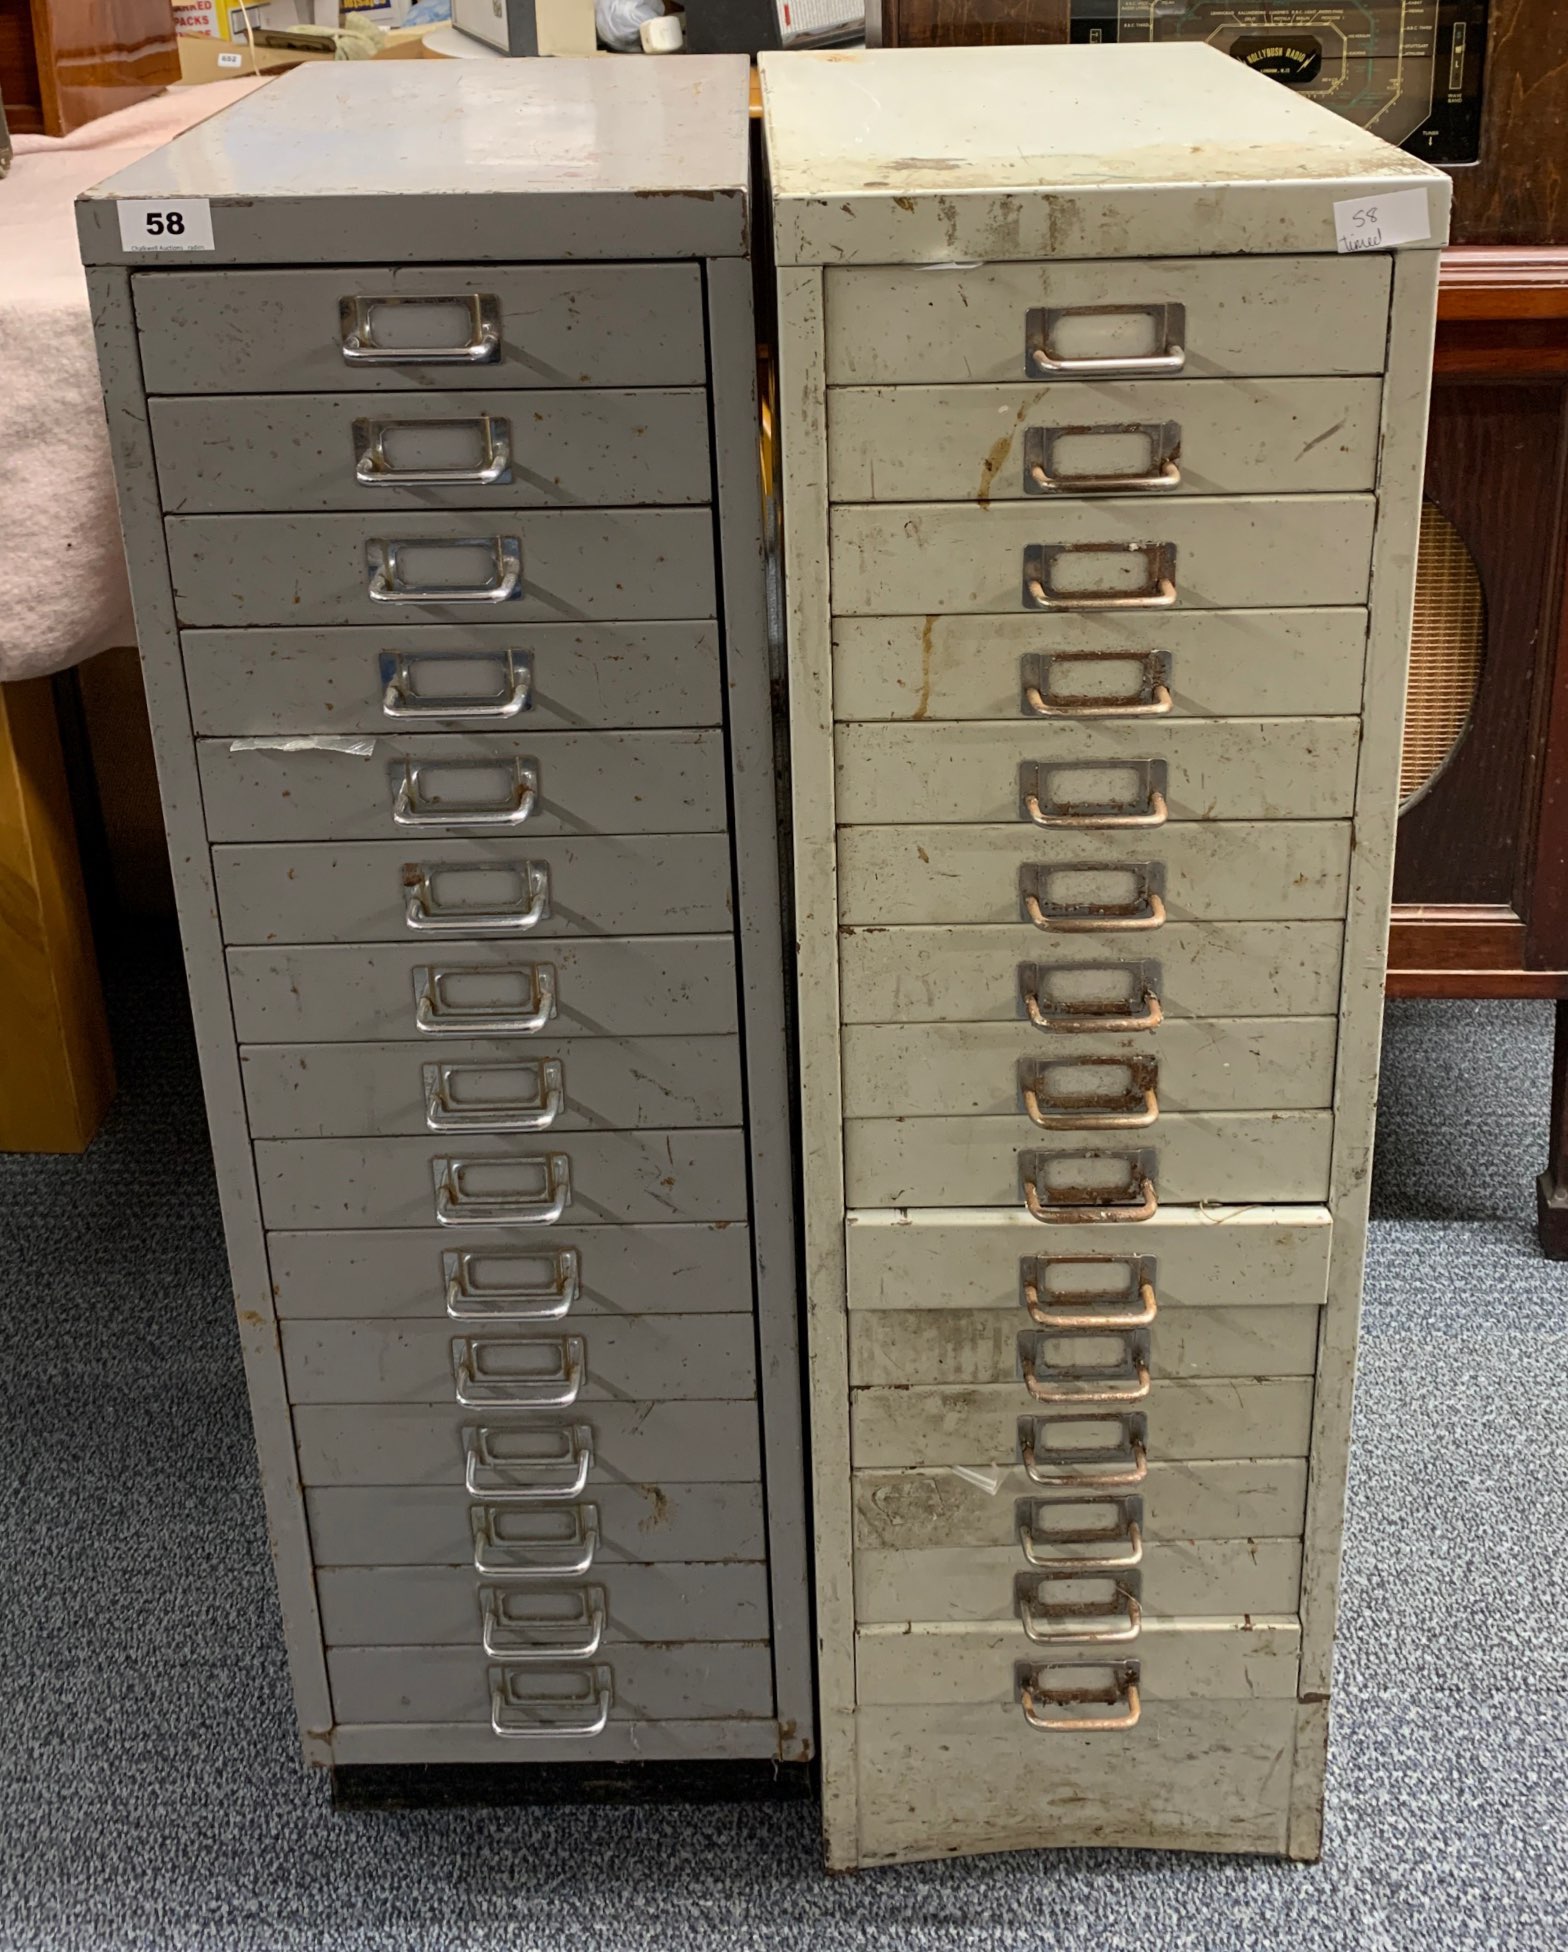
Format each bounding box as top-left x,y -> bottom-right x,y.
912,615 -> 935,720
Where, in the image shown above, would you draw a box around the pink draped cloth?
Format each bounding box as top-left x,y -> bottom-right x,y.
0,81 -> 269,680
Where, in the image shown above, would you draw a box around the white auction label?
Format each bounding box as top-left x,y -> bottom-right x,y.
1332,187 -> 1431,255
117,199 -> 216,253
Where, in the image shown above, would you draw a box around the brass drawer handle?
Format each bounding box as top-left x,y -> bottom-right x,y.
392,757 -> 538,829
1026,302 -> 1186,379
340,292 -> 501,366
446,1248 -> 580,1323
355,412 -> 512,487
1021,1156 -> 1158,1226
1025,420 -> 1182,496
1024,542 -> 1177,613
425,1058 -> 565,1134
1020,968 -> 1165,1036
1019,1661 -> 1142,1733
463,1422 -> 593,1500
1020,1412 -> 1148,1489
489,1665 -> 612,1740
1022,650 -> 1172,719
1020,1056 -> 1160,1132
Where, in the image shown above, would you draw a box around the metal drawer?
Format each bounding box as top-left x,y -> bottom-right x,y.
182,625 -> 725,737
166,510 -> 715,627
823,257 -> 1391,385
243,1036 -> 742,1139
830,496 -> 1375,616
214,835 -> 734,944
282,1315 -> 757,1404
851,1379 -> 1315,1470
226,938 -> 737,1044
836,822 -> 1351,926
307,1481 -> 767,1566
292,1401 -> 763,1487
843,1205 -> 1333,1314
853,1701 -> 1296,1860
854,1539 -> 1301,1624
834,719 -> 1360,825
268,1222 -> 752,1319
843,1111 -> 1333,1208
830,610 -> 1368,725
253,1131 -> 749,1230
838,923 -> 1345,1025
200,732 -> 724,843
847,1306 -> 1322,1389
316,1563 -> 770,1648
841,1018 -> 1337,1118
852,1463 -> 1310,1552
133,264 -> 706,393
827,378 -> 1382,501
151,390 -> 712,513
857,1619 -> 1298,1706
327,1642 -> 773,1728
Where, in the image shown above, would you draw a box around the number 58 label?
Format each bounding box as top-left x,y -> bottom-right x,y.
117,199 -> 215,253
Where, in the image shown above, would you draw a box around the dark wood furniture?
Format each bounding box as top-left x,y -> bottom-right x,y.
1389,248 -> 1568,1253
0,0 -> 178,138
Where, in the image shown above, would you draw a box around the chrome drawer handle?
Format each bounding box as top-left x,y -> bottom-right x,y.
413,962 -> 556,1037
1020,1413 -> 1148,1489
1021,865 -> 1166,934
340,292 -> 501,366
1019,1500 -> 1144,1572
1017,1574 -> 1143,1645
452,1332 -> 585,1409
1023,1261 -> 1158,1331
355,413 -> 512,487
447,1248 -> 581,1322
1021,971 -> 1165,1036
1023,650 -> 1172,720
1020,1056 -> 1159,1132
472,1503 -> 600,1578
379,650 -> 533,722
1019,1661 -> 1142,1733
1021,1350 -> 1152,1405
405,861 -> 550,937
1026,302 -> 1186,379
464,1422 -> 593,1499
1021,1153 -> 1159,1226
1024,542 -> 1177,613
489,1665 -> 612,1740
425,1058 -> 565,1134
367,536 -> 523,605
1026,420 -> 1182,496
481,1584 -> 607,1662
392,757 -> 538,829
434,1151 -> 571,1227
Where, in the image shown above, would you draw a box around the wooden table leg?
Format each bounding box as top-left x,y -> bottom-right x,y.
1538,999 -> 1568,1258
0,676 -> 114,1151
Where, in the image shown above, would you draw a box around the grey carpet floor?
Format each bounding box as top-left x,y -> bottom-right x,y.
1,937 -> 1565,1950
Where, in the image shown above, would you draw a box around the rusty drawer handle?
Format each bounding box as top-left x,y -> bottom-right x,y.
1019,1661 -> 1142,1733
1019,1505 -> 1144,1572
1026,420 -> 1182,496
1022,649 -> 1173,719
1024,542 -> 1178,613
1026,303 -> 1186,380
1018,1576 -> 1143,1645
1021,1059 -> 1160,1132
1020,1414 -> 1149,1489
1020,975 -> 1165,1036
1021,1158 -> 1159,1226
1024,788 -> 1168,832
1021,1351 -> 1153,1405
1024,1272 -> 1158,1332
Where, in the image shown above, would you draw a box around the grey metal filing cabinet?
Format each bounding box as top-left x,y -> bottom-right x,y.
78,58 -> 813,1769
763,44 -> 1446,1866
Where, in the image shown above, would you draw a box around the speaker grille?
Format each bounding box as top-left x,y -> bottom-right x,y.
1400,499 -> 1484,807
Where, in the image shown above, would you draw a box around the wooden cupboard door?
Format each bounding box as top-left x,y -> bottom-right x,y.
8,0 -> 179,139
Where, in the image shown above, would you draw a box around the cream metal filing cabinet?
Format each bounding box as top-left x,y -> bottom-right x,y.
78,59 -> 813,1769
762,43 -> 1448,1866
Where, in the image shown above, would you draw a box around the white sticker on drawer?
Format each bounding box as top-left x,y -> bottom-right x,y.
117,199 -> 215,253
1332,188 -> 1431,255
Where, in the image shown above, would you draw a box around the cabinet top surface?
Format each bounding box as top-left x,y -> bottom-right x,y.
78,57 -> 752,265
760,44 -> 1451,265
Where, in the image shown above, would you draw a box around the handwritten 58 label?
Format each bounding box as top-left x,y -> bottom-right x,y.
117,199 -> 216,253
1332,188 -> 1431,255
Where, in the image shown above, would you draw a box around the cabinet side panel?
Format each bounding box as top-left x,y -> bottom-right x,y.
85,265 -> 333,1760
777,264 -> 857,1858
